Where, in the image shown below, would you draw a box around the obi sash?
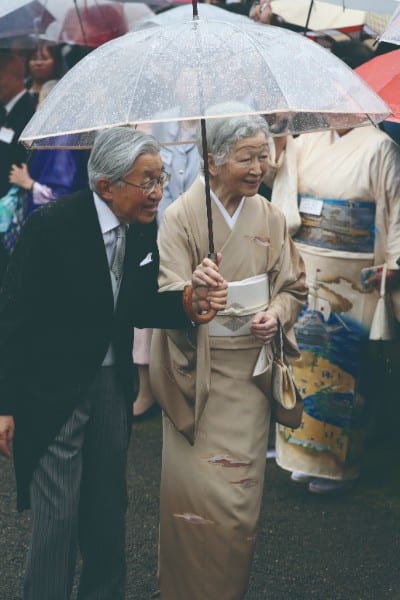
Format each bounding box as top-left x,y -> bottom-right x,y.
208,273 -> 268,337
294,194 -> 375,253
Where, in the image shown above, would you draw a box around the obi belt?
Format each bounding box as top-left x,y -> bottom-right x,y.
208,273 -> 269,337
294,194 -> 375,253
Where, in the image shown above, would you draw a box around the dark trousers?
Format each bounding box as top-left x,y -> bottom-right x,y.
24,367 -> 129,600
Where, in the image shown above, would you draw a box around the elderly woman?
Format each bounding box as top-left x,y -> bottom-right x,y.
150,109 -> 308,599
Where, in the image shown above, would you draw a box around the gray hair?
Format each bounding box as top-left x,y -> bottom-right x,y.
88,126 -> 160,191
196,102 -> 270,168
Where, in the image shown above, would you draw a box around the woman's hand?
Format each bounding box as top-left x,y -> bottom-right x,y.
251,310 -> 278,344
191,253 -> 228,313
9,163 -> 34,191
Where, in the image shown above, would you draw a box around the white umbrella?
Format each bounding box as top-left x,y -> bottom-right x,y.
379,4 -> 400,44
271,0 -> 396,34
319,0 -> 399,13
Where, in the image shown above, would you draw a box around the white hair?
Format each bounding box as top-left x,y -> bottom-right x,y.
87,126 -> 160,191
196,102 -> 270,168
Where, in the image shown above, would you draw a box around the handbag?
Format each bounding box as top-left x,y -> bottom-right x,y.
271,321 -> 304,429
369,263 -> 397,341
252,321 -> 304,429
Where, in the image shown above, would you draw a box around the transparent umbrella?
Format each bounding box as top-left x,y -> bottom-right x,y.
132,3 -> 251,30
20,16 -> 389,148
20,10 -> 390,257
379,4 -> 400,44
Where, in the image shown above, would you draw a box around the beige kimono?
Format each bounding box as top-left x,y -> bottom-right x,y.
150,177 -> 307,600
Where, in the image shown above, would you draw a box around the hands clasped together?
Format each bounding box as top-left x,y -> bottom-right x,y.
191,252 -> 228,315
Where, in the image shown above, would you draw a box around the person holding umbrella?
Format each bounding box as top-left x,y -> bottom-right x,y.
0,126 -> 227,600
150,107 -> 308,599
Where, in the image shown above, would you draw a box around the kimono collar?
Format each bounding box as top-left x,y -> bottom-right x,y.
200,176 -> 245,230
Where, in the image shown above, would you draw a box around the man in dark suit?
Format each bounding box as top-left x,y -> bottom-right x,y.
0,53 -> 36,198
0,126 -> 227,599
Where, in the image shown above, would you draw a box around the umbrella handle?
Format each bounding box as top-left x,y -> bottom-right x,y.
183,284 -> 217,325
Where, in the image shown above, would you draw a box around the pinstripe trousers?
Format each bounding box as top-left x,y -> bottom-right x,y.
23,367 -> 129,600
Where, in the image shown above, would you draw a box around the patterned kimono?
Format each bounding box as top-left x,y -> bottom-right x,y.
150,177 -> 307,600
271,127 -> 400,481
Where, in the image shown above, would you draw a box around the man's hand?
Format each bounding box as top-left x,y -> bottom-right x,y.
191,253 -> 228,314
0,415 -> 15,459
251,311 -> 278,344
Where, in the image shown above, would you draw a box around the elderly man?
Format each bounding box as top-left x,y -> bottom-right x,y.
0,53 -> 35,198
0,126 -> 227,600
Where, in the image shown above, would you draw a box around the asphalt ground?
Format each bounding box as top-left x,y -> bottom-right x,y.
1,406 -> 400,600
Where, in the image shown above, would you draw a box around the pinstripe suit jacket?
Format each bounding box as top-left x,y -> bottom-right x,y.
0,189 -> 191,510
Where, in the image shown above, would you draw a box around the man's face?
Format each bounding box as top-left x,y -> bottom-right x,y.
100,153 -> 164,225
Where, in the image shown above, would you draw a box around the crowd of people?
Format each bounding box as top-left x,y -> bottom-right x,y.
0,4 -> 399,599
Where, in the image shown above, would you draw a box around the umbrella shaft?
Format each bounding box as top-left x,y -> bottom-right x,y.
200,118 -> 215,257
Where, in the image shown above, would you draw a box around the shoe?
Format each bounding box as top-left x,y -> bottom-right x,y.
132,403 -> 160,422
308,477 -> 352,495
290,471 -> 314,484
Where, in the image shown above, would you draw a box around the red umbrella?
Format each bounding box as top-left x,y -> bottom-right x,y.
356,49 -> 400,122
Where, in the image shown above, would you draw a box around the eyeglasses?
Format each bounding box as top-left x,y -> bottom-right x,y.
122,171 -> 171,196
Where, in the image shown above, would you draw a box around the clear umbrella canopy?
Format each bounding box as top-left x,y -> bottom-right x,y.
20,18 -> 390,149
132,3 -> 251,30
379,4 -> 400,44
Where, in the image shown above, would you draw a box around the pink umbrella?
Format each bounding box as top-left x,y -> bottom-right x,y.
356,49 -> 400,122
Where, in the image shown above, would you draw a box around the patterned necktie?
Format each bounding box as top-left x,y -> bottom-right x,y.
110,224 -> 126,284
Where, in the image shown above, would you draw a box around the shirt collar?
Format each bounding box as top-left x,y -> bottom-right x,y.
5,90 -> 27,114
93,191 -> 120,234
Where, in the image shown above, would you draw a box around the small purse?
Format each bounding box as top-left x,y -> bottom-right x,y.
271,321 -> 304,429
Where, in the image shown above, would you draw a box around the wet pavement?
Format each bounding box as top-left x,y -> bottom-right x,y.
1,414 -> 399,600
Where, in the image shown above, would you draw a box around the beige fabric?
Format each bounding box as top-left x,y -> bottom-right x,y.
150,178 -> 307,599
150,177 -> 308,442
159,346 -> 270,600
268,136 -> 301,236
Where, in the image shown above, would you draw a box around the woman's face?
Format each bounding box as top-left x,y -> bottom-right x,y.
29,47 -> 55,84
210,132 -> 269,201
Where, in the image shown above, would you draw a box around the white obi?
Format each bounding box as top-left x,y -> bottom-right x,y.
208,273 -> 269,337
